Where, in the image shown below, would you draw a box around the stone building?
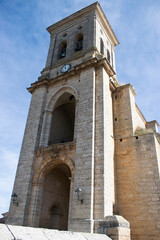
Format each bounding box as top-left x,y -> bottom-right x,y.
7,2 -> 160,240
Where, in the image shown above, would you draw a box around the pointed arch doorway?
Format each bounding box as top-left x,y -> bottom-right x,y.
39,163 -> 71,230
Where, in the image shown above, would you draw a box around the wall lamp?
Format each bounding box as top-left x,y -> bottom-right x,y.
11,193 -> 18,206
75,188 -> 83,204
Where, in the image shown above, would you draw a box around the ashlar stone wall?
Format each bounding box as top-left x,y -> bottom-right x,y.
113,84 -> 160,240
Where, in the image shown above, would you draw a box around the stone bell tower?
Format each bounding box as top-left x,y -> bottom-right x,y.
7,2 -> 160,240
7,2 -> 119,232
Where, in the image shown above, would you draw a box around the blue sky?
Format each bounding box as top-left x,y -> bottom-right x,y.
0,0 -> 160,216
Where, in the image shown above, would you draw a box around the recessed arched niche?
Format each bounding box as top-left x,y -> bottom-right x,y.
39,163 -> 71,230
48,92 -> 76,145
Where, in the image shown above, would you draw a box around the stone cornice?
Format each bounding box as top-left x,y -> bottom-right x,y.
41,46 -> 98,74
113,83 -> 136,96
36,141 -> 76,157
27,57 -> 117,94
47,2 -> 98,34
46,2 -> 119,46
148,120 -> 159,127
97,58 -> 116,77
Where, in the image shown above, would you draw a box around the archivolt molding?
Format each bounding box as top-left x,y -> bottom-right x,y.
46,85 -> 79,112
35,154 -> 74,185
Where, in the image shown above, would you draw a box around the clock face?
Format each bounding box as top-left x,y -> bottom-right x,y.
61,64 -> 71,73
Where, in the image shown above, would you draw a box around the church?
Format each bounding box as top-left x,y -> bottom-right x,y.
6,2 -> 160,240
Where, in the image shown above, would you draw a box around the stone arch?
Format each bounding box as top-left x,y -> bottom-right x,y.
29,155 -> 74,229
37,154 -> 74,185
58,40 -> 67,59
49,93 -> 76,144
39,162 -> 72,229
28,154 -> 74,228
47,85 -> 79,112
48,201 -> 63,216
75,33 -> 83,52
40,86 -> 78,147
49,204 -> 62,229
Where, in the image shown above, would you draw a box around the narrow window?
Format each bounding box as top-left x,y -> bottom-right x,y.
107,49 -> 110,63
59,41 -> 67,59
75,34 -> 83,52
100,38 -> 104,55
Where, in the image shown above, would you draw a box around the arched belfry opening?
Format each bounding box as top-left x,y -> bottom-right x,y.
58,41 -> 67,59
48,92 -> 76,145
75,33 -> 83,52
39,163 -> 71,230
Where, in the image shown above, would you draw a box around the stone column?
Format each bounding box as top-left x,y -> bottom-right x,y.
94,66 -> 115,220
68,66 -> 95,233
